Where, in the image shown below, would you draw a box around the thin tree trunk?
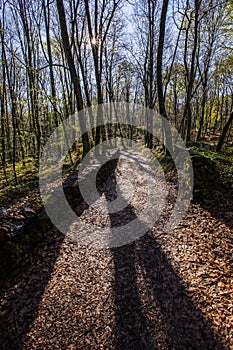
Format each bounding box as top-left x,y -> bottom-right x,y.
42,0 -> 59,127
0,18 -> 17,183
183,0 -> 200,143
56,0 -> 90,156
157,0 -> 172,153
216,111 -> 233,152
0,25 -> 6,172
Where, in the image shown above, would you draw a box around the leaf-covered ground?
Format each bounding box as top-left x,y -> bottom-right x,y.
0,149 -> 232,349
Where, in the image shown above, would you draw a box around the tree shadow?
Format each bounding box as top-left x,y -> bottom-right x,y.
100,153 -> 225,349
0,175 -> 91,349
0,151 -> 227,349
0,228 -> 65,349
0,156 -> 116,349
98,155 -> 155,349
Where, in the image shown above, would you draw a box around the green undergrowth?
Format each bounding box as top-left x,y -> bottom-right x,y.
1,143 -> 232,209
188,143 -> 233,206
0,157 -> 39,208
154,142 -> 232,206
0,145 -> 83,208
188,143 -> 233,180
154,143 -> 232,180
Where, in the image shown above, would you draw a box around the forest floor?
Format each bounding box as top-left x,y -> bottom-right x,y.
0,146 -> 232,349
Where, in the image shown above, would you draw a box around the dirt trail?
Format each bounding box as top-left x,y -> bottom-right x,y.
0,150 -> 232,349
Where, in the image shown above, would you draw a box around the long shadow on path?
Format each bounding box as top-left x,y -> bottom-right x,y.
0,152 -> 227,349
100,154 -> 225,349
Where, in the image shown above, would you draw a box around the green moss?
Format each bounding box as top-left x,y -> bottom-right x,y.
0,159 -> 38,208
152,143 -> 232,203
189,144 -> 233,169
152,151 -> 175,173
22,230 -> 43,245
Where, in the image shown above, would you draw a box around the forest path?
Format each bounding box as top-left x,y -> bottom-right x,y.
0,149 -> 232,349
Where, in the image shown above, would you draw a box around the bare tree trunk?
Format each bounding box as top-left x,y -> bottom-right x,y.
18,0 -> 41,158
145,0 -> 156,149
0,18 -> 8,183
157,0 -> 172,153
56,0 -> 90,156
42,0 -> 59,127
216,111 -> 233,152
2,49 -> 17,183
84,0 -> 121,146
183,0 -> 200,143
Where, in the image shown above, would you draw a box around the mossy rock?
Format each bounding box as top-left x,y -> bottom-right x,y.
35,210 -> 52,230
0,210 -> 53,279
22,229 -> 43,247
192,155 -> 218,182
0,242 -> 22,277
21,211 -> 52,247
191,154 -> 220,201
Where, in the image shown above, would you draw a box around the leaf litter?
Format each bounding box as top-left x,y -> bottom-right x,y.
0,152 -> 232,349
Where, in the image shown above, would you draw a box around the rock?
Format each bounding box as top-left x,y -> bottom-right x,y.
35,210 -> 52,229
12,215 -> 25,221
13,221 -> 24,230
12,222 -> 25,243
23,207 -> 36,217
0,207 -> 54,278
191,154 -> 220,201
0,208 -> 10,217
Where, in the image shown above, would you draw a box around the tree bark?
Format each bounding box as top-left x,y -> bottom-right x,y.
56,0 -> 90,156
42,0 -> 59,127
157,0 -> 172,153
216,111 -> 233,152
183,0 -> 200,143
